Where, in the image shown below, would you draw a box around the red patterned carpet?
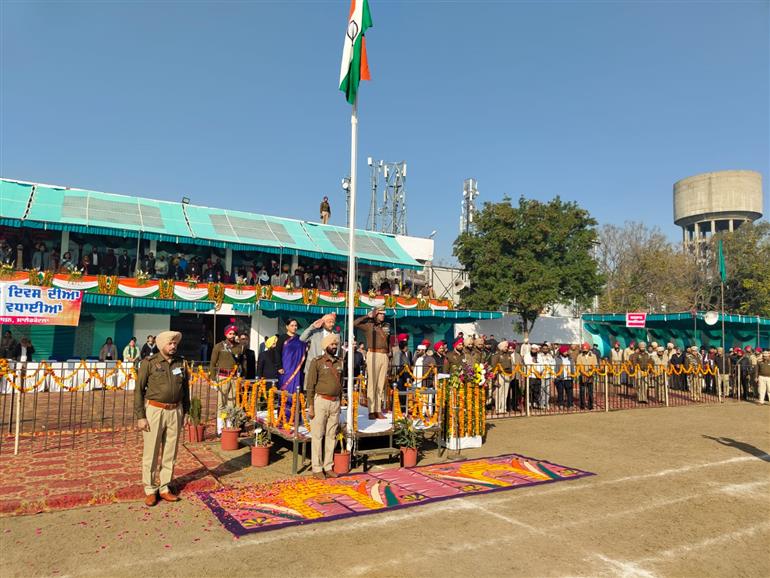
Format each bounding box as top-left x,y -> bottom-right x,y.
0,435 -> 222,516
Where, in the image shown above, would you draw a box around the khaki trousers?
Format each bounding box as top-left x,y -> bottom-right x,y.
320,211 -> 330,224
495,375 -> 510,413
758,376 -> 770,404
311,396 -> 340,473
216,377 -> 236,434
142,404 -> 182,495
718,374 -> 731,397
636,376 -> 648,402
366,351 -> 389,413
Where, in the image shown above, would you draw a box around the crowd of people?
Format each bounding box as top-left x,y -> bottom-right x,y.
1,237 -> 441,298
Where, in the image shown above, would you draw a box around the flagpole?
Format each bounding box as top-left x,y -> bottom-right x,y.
345,98 -> 358,449
720,281 -> 725,354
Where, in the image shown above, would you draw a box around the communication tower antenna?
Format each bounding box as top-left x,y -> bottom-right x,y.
367,159 -> 408,235
460,178 -> 479,234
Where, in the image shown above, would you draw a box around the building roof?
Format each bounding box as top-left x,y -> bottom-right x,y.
0,178 -> 424,270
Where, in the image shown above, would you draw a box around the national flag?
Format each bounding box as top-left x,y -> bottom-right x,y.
339,0 -> 372,105
718,239 -> 726,283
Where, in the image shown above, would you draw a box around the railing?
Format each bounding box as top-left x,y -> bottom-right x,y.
0,359 -> 760,454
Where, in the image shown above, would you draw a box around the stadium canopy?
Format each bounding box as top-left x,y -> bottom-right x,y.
0,178 -> 422,270
583,311 -> 770,350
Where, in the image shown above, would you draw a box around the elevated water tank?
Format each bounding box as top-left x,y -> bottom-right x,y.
673,170 -> 763,244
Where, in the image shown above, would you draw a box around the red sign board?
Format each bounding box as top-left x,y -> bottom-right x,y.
625,312 -> 647,328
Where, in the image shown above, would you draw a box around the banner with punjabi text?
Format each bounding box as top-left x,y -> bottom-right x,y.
0,282 -> 83,326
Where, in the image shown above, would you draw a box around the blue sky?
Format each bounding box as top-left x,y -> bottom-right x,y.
2,1 -> 768,262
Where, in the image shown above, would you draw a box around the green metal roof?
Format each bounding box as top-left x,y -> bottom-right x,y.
583,312 -> 770,326
0,178 -> 422,269
0,180 -> 32,222
183,204 -> 311,255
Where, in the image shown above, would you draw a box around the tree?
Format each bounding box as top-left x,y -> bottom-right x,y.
720,221 -> 770,316
454,196 -> 603,332
596,222 -> 700,313
596,220 -> 770,318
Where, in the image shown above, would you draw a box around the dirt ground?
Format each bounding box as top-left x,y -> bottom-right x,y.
2,402 -> 769,578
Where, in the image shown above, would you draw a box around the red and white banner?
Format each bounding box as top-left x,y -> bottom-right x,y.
625,312 -> 647,328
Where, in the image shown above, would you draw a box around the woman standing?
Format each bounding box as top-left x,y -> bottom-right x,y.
99,338 -> 118,362
278,319 -> 307,420
122,337 -> 140,366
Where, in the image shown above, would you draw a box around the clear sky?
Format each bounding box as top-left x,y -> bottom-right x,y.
2,1 -> 768,262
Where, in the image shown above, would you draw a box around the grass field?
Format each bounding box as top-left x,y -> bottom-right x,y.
2,401 -> 768,577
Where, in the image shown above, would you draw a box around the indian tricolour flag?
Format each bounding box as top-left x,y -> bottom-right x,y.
339,0 -> 372,105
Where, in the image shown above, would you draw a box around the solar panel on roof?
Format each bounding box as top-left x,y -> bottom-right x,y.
209,214 -> 295,244
323,230 -> 396,258
228,215 -> 294,244
139,205 -> 165,228
62,195 -> 164,229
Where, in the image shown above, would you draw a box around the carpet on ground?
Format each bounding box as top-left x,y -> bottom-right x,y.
197,453 -> 594,536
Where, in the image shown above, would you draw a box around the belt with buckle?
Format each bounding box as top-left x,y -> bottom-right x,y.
317,394 -> 339,402
147,400 -> 179,410
369,348 -> 389,354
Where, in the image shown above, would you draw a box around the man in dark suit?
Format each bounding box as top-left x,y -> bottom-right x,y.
239,332 -> 257,380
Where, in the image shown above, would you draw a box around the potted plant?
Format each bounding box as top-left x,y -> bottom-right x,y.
186,397 -> 205,442
219,405 -> 246,451
251,425 -> 273,467
393,417 -> 424,468
333,430 -> 351,474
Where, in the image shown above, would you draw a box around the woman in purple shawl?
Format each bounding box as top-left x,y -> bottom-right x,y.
278,318 -> 306,421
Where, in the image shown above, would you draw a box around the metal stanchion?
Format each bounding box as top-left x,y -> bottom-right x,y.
604,371 -> 609,413
291,391 -> 301,475
13,389 -> 21,455
524,372 -> 529,417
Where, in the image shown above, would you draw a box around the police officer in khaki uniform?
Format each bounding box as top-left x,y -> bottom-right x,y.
354,307 -> 391,420
306,333 -> 343,479
209,323 -> 244,434
134,331 -> 189,507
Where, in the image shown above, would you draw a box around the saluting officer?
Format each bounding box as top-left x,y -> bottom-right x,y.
306,333 -> 343,479
210,323 -> 244,434
134,331 -> 189,507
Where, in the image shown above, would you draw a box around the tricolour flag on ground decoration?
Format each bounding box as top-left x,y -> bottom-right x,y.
718,239 -> 727,283
339,0 -> 372,105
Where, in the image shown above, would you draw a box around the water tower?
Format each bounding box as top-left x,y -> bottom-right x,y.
673,170 -> 763,247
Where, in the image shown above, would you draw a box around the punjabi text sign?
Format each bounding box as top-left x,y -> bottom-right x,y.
0,282 -> 83,326
625,312 -> 647,328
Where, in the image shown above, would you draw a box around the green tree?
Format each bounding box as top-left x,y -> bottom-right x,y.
720,221 -> 770,316
454,196 -> 603,332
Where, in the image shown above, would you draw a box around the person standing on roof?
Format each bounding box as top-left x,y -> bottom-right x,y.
320,196 -> 331,224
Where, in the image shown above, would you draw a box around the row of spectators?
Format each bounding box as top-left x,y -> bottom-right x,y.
1,238 -> 435,296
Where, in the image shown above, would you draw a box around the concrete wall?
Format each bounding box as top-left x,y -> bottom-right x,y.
133,314 -> 170,342
250,312 -> 280,349
455,314 -> 586,345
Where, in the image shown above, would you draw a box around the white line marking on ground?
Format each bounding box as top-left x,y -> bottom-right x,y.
635,521 -> 770,564
484,455 -> 765,501
73,455 -> 765,576
74,498 -> 478,576
547,495 -> 695,531
469,500 -> 544,533
715,480 -> 770,497
594,554 -> 659,578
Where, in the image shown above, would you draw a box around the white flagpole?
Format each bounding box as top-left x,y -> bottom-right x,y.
345,99 -> 358,449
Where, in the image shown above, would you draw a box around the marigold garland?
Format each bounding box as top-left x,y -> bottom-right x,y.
207,282 -> 225,310
97,275 -> 119,295
158,279 -> 175,300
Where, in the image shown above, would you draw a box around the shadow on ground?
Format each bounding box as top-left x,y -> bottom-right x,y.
702,435 -> 770,463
